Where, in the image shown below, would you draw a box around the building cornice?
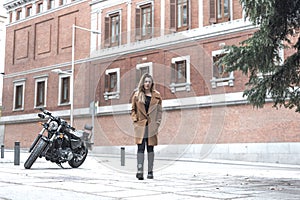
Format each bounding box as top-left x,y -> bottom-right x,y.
4,0 -> 34,10
90,19 -> 257,59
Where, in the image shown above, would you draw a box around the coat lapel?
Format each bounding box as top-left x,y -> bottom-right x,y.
138,101 -> 147,117
148,91 -> 160,114
136,91 -> 160,116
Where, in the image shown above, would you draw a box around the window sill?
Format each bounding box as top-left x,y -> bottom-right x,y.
170,82 -> 191,93
104,91 -> 120,100
34,105 -> 46,109
210,76 -> 234,88
13,108 -> 24,112
58,102 -> 71,106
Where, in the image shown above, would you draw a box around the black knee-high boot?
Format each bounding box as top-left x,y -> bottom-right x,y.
136,153 -> 144,180
147,152 -> 154,179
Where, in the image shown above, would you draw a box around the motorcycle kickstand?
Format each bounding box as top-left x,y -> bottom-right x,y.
56,163 -> 65,169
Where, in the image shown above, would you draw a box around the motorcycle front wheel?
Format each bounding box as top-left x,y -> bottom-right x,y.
24,138 -> 48,169
68,146 -> 88,168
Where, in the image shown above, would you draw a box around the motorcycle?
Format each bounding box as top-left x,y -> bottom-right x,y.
24,108 -> 93,169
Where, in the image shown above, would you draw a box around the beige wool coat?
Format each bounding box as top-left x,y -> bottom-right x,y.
131,90 -> 162,146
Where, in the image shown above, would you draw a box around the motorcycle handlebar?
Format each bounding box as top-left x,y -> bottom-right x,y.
40,108 -> 52,116
39,108 -> 75,130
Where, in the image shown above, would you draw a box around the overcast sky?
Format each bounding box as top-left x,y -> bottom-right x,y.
0,3 -> 6,16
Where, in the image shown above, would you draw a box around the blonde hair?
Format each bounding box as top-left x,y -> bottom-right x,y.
137,73 -> 154,103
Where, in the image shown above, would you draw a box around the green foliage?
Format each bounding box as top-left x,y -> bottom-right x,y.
221,0 -> 300,111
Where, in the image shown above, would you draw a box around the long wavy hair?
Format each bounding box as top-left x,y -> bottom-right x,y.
137,73 -> 154,103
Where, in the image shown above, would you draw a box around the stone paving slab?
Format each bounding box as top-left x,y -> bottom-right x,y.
0,150 -> 300,199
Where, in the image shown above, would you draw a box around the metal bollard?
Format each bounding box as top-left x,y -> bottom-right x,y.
1,145 -> 4,159
121,147 -> 125,166
14,141 -> 20,165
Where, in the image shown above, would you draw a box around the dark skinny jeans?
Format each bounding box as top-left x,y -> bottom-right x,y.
137,126 -> 154,153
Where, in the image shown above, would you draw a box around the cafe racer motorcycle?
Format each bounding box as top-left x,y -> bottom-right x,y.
24,108 -> 93,169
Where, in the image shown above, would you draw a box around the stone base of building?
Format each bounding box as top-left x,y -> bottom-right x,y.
92,142 -> 300,165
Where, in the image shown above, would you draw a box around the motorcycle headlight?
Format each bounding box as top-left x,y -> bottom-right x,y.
49,121 -> 58,131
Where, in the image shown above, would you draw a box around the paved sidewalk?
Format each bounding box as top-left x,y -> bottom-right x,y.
1,149 -> 300,200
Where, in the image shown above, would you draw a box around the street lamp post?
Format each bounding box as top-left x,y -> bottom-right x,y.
53,25 -> 100,128
70,24 -> 101,127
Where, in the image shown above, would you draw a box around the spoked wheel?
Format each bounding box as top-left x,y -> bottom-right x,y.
24,139 -> 48,169
68,146 -> 88,168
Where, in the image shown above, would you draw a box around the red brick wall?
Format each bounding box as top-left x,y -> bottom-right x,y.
5,2 -> 91,73
4,102 -> 300,148
3,1 -> 91,116
4,0 -> 297,151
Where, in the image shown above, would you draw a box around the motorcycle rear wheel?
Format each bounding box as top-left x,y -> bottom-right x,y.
68,146 -> 88,168
24,139 -> 48,169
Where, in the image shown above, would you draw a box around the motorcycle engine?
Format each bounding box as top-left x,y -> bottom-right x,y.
59,148 -> 74,161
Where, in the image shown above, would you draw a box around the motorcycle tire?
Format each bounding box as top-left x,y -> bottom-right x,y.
24,139 -> 48,169
68,146 -> 88,168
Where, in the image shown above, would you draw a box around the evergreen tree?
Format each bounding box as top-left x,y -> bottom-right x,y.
221,0 -> 300,111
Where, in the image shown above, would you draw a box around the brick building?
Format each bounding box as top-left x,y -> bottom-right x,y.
1,0 -> 300,164
0,9 -> 7,123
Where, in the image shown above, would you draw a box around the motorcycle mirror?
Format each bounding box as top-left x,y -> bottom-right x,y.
84,124 -> 93,130
38,114 -> 45,119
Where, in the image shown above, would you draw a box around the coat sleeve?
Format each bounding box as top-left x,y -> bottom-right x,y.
156,94 -> 163,125
131,94 -> 138,122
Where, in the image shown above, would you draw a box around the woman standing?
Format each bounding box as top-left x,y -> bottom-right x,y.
131,73 -> 162,180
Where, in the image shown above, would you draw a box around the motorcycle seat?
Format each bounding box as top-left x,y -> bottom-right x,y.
70,130 -> 84,138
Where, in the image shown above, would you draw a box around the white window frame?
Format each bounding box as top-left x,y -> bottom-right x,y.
136,62 -> 153,76
13,79 -> 26,111
210,49 -> 234,88
60,0 -> 67,6
136,0 -> 154,38
26,5 -> 33,17
106,9 -> 122,47
58,74 -> 71,106
37,2 -> 43,13
104,68 -> 120,100
48,0 -> 55,10
34,75 -> 48,108
170,55 -> 191,93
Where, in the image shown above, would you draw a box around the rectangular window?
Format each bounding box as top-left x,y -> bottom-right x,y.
16,9 -> 22,20
170,0 -> 189,31
60,77 -> 70,104
136,4 -> 152,40
177,0 -> 188,29
172,60 -> 187,83
48,0 -> 55,9
104,68 -> 120,100
170,56 -> 191,93
213,54 -> 229,78
37,2 -> 43,13
136,66 -> 150,85
105,72 -> 117,93
136,62 -> 153,86
35,80 -> 46,107
217,0 -> 229,20
9,12 -> 12,23
142,5 -> 152,37
110,14 -> 120,46
26,6 -> 32,17
210,0 -> 230,23
13,80 -> 25,110
59,0 -> 67,6
15,85 -> 23,109
104,13 -> 120,47
211,50 -> 234,88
